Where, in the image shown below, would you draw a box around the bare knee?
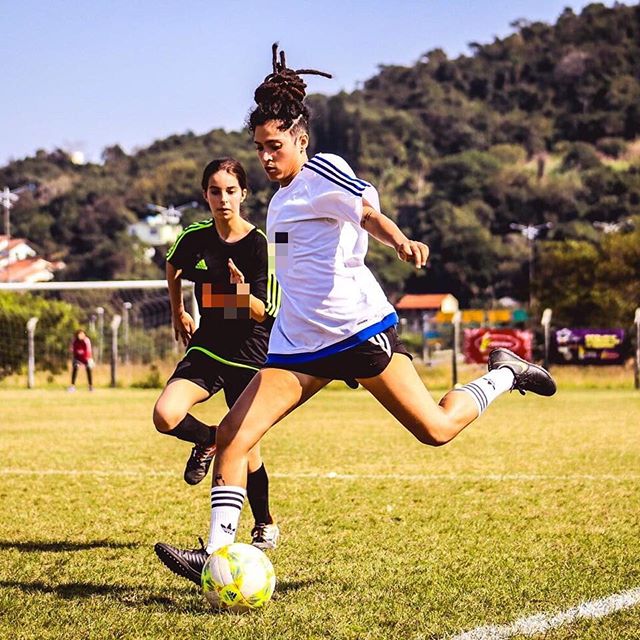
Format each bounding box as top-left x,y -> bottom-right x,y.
152,401 -> 183,433
415,430 -> 450,447
215,420 -> 256,457
412,416 -> 460,447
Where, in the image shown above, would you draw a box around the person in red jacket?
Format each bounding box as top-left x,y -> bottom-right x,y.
69,329 -> 94,391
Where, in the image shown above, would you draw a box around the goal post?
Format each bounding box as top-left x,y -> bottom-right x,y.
0,280 -> 198,388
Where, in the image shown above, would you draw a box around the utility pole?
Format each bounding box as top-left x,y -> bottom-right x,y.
635,308 -> 640,391
509,222 -> 553,311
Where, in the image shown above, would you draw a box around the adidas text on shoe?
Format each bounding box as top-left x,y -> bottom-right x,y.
251,523 -> 280,551
184,443 -> 216,486
488,348 -> 557,396
154,538 -> 208,585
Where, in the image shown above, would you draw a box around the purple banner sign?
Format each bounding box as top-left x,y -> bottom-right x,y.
553,328 -> 625,365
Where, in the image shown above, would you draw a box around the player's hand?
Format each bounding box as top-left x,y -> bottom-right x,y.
228,259 -> 245,284
396,240 -> 429,268
172,310 -> 195,346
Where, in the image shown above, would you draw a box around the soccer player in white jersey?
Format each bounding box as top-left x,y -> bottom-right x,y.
154,45 -> 556,584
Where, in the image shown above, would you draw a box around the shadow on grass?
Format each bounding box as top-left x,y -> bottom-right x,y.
274,577 -> 319,596
1,577 -> 320,611
0,540 -> 139,552
0,579 -> 207,612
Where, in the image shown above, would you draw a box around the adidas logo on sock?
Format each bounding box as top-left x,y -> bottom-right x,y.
221,523 -> 236,535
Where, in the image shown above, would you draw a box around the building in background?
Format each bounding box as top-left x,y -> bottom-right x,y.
127,215 -> 183,248
395,293 -> 460,333
0,235 -> 65,283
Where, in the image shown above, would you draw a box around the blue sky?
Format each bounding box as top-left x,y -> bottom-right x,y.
1,0 -> 623,166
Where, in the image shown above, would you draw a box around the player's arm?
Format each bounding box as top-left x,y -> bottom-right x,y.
228,259 -> 269,323
85,337 -> 95,368
166,261 -> 195,346
360,200 -> 428,268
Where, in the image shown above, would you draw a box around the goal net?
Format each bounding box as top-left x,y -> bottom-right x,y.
0,280 -> 197,388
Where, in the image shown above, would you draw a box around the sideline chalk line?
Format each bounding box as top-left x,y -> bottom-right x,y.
449,587 -> 640,639
0,469 -> 638,482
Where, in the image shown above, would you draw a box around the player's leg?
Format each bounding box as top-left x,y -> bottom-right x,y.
155,368 -> 328,583
358,353 -> 482,445
360,346 -> 555,446
207,368 -> 328,553
153,378 -> 218,485
154,351 -> 223,483
153,378 -> 210,435
223,369 -> 279,550
69,360 -> 79,391
85,362 -> 93,391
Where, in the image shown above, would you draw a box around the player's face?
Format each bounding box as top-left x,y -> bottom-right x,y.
203,170 -> 246,222
254,120 -> 308,186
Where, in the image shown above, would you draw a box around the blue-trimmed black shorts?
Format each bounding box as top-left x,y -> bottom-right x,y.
263,326 -> 411,388
168,348 -> 260,408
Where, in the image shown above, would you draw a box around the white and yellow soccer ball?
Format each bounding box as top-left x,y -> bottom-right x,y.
201,543 -> 276,611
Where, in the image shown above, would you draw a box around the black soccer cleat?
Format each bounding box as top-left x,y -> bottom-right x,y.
488,348 -> 557,397
183,443 -> 216,486
154,538 -> 208,585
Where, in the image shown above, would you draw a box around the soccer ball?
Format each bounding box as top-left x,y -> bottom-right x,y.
201,543 -> 276,611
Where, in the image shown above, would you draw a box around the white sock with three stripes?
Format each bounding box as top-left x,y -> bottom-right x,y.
206,485 -> 246,554
456,368 -> 515,416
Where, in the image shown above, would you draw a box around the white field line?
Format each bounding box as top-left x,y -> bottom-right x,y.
0,469 -> 639,482
449,587 -> 640,640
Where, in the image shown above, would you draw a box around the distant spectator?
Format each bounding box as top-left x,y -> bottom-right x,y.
69,329 -> 94,391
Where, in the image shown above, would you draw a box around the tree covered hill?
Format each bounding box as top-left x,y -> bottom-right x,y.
2,2 -> 639,326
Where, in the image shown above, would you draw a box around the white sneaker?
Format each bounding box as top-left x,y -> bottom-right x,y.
251,523 -> 280,550
67,386 -> 76,392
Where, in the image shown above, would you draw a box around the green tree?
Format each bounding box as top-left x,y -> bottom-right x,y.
0,293 -> 79,379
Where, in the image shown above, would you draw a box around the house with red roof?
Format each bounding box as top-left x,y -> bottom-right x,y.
394,293 -> 459,333
0,235 -> 65,283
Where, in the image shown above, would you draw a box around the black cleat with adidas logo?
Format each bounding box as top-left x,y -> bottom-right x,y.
488,348 -> 557,397
154,539 -> 208,585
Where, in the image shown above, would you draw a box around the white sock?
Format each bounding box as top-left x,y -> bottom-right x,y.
206,485 -> 246,554
456,368 -> 515,416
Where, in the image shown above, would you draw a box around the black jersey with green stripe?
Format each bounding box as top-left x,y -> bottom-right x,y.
166,220 -> 280,367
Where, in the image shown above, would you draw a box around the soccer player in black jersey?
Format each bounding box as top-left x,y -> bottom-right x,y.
153,158 -> 281,563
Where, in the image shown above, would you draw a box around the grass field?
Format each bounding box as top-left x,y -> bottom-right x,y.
1,386 -> 639,639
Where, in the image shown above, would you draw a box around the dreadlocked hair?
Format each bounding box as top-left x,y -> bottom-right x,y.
248,43 -> 332,133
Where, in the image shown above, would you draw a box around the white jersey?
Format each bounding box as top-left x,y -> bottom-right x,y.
265,152 -> 397,364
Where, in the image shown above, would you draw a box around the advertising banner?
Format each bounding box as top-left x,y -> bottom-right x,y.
553,328 -> 625,365
463,328 -> 533,364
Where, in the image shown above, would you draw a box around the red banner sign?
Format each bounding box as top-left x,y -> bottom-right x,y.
463,328 -> 533,364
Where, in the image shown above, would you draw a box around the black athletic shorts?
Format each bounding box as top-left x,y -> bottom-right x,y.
168,348 -> 259,408
264,326 -> 411,388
